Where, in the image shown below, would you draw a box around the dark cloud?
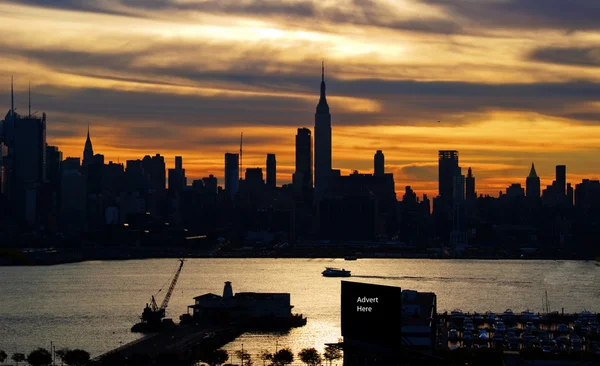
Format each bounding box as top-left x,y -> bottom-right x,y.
529,47 -> 600,68
425,0 -> 600,31
399,165 -> 438,181
7,0 -> 462,35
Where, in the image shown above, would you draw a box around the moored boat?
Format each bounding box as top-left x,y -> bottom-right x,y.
322,267 -> 351,277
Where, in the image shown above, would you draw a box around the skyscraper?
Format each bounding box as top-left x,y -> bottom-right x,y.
465,167 -> 476,200
314,62 -> 332,197
142,154 -> 166,192
82,125 -> 94,167
374,150 -> 384,177
295,127 -> 312,191
168,156 -> 186,194
266,153 -> 276,188
224,153 -> 239,199
556,165 -> 566,197
438,150 -> 460,201
526,163 -> 540,199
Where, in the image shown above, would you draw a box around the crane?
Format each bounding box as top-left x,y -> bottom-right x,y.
137,259 -> 185,330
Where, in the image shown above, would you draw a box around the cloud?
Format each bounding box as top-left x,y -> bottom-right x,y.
425,0 -> 600,31
7,0 -> 462,35
399,164 -> 438,181
529,46 -> 600,68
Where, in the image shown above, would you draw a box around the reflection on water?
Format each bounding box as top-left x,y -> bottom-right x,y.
0,259 -> 598,357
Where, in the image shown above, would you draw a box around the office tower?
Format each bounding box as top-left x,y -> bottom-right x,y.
295,127 -> 312,191
438,150 -> 460,200
142,154 -> 166,192
245,168 -> 264,185
168,156 -> 186,194
556,165 -> 566,197
126,159 -> 146,192
266,153 -> 276,188
82,125 -> 94,167
526,163 -> 541,199
506,183 -> 525,198
567,183 -> 573,206
62,157 -> 81,173
224,153 -> 239,198
374,150 -> 384,177
46,145 -> 62,185
453,174 -> 465,202
314,62 -> 332,197
202,174 -> 218,194
465,167 -> 476,200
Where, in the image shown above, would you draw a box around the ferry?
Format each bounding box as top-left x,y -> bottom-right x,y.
322,267 -> 351,277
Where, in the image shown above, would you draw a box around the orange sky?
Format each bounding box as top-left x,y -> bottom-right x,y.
1,0 -> 600,199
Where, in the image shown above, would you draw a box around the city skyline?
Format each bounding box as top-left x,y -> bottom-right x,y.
2,0 -> 600,197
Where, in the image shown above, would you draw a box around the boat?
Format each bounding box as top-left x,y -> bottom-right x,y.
322,267 -> 351,277
344,256 -> 358,261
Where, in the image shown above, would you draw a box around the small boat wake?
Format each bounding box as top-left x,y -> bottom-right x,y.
351,275 -> 532,285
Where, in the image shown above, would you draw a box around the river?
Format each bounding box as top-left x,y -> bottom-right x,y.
0,258 -> 598,360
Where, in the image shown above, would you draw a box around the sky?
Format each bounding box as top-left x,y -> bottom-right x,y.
1,0 -> 600,198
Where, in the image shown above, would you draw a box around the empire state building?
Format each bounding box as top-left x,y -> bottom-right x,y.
314,62 -> 331,197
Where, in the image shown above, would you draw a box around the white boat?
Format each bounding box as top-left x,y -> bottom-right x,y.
322,267 -> 351,277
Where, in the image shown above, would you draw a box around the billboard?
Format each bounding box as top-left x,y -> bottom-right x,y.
341,281 -> 402,346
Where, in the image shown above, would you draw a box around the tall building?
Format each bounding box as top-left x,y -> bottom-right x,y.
314,62 -> 332,197
556,165 -> 566,197
465,167 -> 476,200
567,183 -> 573,207
438,150 -> 460,201
224,153 -> 239,199
202,174 -> 218,194
168,156 -> 186,194
82,125 -> 94,167
142,154 -> 166,192
526,163 -> 540,199
266,153 -> 276,188
295,127 -> 312,191
374,150 -> 384,177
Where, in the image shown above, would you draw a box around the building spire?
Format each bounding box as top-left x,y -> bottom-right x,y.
11,75 -> 14,117
28,81 -> 31,117
317,61 -> 329,114
528,163 -> 538,178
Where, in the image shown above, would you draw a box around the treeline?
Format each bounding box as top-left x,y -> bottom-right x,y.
0,345 -> 343,366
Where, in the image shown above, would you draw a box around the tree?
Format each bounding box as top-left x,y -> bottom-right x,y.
259,350 -> 272,366
298,348 -> 322,366
12,353 -> 26,366
55,348 -> 69,366
235,350 -> 252,366
271,348 -> 294,366
63,349 -> 90,366
97,352 -> 126,366
202,349 -> 229,366
323,345 -> 342,366
27,348 -> 52,366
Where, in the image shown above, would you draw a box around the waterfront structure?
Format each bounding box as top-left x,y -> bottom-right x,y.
526,163 -> 540,199
168,156 -> 186,194
224,153 -> 239,199
374,150 -> 384,177
294,127 -> 312,193
314,62 -> 332,198
266,153 -> 276,188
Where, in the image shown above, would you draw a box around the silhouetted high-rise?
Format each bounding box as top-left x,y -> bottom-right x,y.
82,125 -> 94,167
466,167 -> 476,200
224,153 -> 239,199
438,150 -> 460,201
168,156 -> 186,194
374,150 -> 384,177
294,127 -> 312,192
526,163 -> 540,199
142,154 -> 166,192
266,153 -> 276,188
556,165 -> 566,197
314,62 -> 332,198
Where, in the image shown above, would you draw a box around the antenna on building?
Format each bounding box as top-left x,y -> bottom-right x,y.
28,82 -> 31,117
239,132 -> 243,179
11,75 -> 14,116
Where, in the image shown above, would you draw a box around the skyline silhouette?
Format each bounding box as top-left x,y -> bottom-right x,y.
1,0 -> 600,198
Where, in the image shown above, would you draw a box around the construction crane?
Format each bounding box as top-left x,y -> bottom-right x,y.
133,259 -> 185,332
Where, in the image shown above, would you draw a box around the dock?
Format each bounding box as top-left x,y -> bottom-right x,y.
94,324 -> 243,362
